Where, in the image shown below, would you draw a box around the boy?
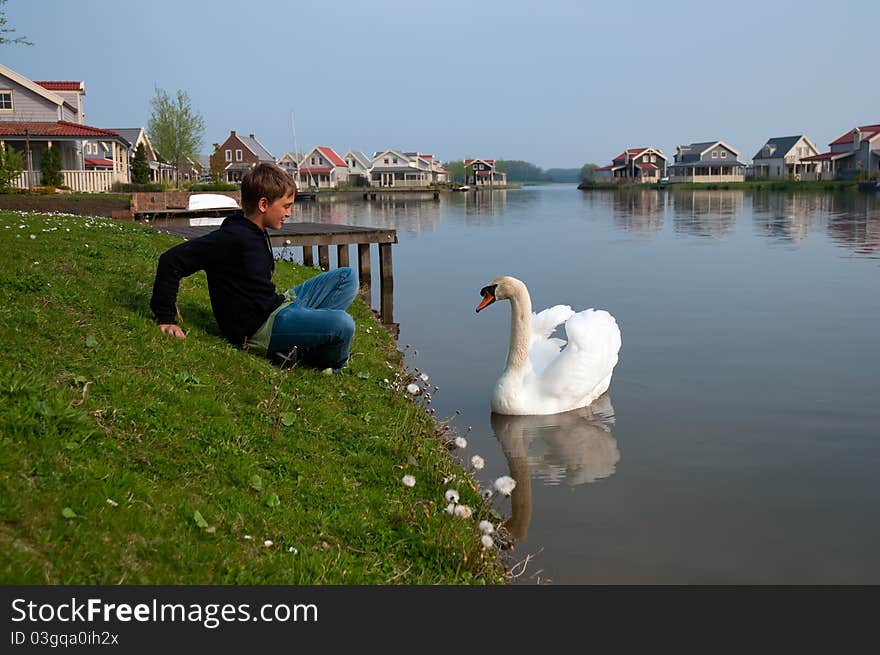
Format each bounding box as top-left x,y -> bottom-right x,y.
150,163 -> 357,370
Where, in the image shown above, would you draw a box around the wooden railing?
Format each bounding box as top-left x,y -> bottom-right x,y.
9,170 -> 127,193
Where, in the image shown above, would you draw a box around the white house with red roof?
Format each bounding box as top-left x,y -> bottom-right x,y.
464,158 -> 507,187
298,146 -> 349,189
801,124 -> 880,180
0,64 -> 130,191
596,147 -> 667,182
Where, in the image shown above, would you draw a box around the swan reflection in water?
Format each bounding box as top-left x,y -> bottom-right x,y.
490,395 -> 619,542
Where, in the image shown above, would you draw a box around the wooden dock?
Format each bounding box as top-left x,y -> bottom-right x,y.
153,221 -> 398,333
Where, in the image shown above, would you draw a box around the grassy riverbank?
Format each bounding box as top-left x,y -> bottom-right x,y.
0,211 -> 506,585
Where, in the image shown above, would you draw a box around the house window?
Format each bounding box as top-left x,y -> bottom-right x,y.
393,158 -> 398,164
720,151 -> 727,158
235,149 -> 242,161
0,90 -> 12,111
384,158 -> 389,164
712,151 -> 718,158
651,155 -> 656,163
225,149 -> 232,161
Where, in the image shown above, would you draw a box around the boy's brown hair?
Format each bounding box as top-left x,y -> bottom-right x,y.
240,163 -> 297,215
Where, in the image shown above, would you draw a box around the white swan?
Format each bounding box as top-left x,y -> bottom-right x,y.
476,276 -> 621,415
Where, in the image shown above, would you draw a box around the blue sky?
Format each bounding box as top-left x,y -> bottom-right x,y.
4,0 -> 878,168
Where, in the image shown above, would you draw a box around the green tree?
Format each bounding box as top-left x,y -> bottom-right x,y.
579,163 -> 599,181
131,143 -> 150,184
495,160 -> 548,183
442,160 -> 468,183
0,0 -> 31,45
39,146 -> 62,187
0,143 -> 23,189
148,88 -> 205,188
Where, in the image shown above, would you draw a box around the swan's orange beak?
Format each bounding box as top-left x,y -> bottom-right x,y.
476,288 -> 496,313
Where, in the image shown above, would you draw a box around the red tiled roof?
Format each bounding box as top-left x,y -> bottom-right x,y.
315,147 -> 346,168
801,151 -> 853,161
84,157 -> 113,167
0,121 -> 121,139
830,124 -> 880,145
636,163 -> 658,170
35,81 -> 83,91
299,167 -> 333,174
612,147 -> 650,163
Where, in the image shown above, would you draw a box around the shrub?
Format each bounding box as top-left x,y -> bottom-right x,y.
111,181 -> 166,192
0,144 -> 24,190
40,146 -> 63,187
131,143 -> 151,184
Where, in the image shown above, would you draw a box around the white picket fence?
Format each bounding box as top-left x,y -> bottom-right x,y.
9,169 -> 126,193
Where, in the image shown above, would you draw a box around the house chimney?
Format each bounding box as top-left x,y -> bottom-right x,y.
249,134 -> 255,139
231,130 -> 236,137
853,128 -> 861,149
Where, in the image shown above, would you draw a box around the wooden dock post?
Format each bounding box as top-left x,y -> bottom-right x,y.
379,242 -> 394,326
336,244 -> 349,268
317,245 -> 330,271
303,245 -> 314,267
357,243 -> 371,300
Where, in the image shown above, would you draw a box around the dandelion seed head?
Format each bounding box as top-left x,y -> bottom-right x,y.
479,520 -> 495,535
481,534 -> 495,549
401,474 -> 416,488
453,504 -> 473,519
494,475 -> 517,496
454,436 -> 468,449
406,383 -> 420,395
470,455 -> 485,470
264,540 -> 274,547
444,503 -> 456,515
445,489 -> 460,503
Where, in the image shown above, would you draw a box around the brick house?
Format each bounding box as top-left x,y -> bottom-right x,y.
210,130 -> 276,183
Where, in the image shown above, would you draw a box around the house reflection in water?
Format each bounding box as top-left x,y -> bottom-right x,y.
609,189 -> 667,235
672,190 -> 742,237
490,396 -> 619,543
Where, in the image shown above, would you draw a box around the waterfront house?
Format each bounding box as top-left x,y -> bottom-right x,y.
801,124 -> 880,180
210,130 -> 276,183
114,127 -> 176,184
595,147 -> 667,182
0,63 -> 130,191
668,140 -> 746,183
464,159 -> 507,186
370,149 -> 428,187
752,135 -> 822,180
298,146 -> 349,189
408,153 -> 449,185
343,150 -> 371,185
276,151 -> 302,180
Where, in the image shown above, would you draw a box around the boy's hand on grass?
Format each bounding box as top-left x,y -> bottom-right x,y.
159,324 -> 187,339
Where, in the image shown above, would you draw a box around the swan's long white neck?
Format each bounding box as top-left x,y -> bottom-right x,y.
504,282 -> 532,372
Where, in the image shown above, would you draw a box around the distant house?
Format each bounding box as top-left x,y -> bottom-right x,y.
370,149 -> 428,188
0,63 -> 130,191
298,146 -> 349,189
276,151 -> 302,180
801,124 -> 880,180
113,127 -> 176,184
210,130 -> 276,183
464,158 -> 507,186
595,147 -> 667,182
668,140 -> 746,183
406,152 -> 449,185
342,150 -> 371,184
751,135 -> 821,180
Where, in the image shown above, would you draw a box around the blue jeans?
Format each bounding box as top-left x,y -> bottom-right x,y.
268,267 -> 358,369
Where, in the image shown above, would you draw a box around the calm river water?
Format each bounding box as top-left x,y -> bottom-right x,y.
292,185 -> 880,584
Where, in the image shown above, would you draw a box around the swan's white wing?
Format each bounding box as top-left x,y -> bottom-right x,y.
531,305 -> 574,340
528,305 -> 573,377
540,309 -> 621,408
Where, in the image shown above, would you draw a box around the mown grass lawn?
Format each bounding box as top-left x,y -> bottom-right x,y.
0,211 -> 506,585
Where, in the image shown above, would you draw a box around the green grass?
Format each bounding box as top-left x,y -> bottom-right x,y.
0,212 -> 506,585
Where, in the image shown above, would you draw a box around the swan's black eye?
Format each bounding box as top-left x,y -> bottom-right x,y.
480,284 -> 497,297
